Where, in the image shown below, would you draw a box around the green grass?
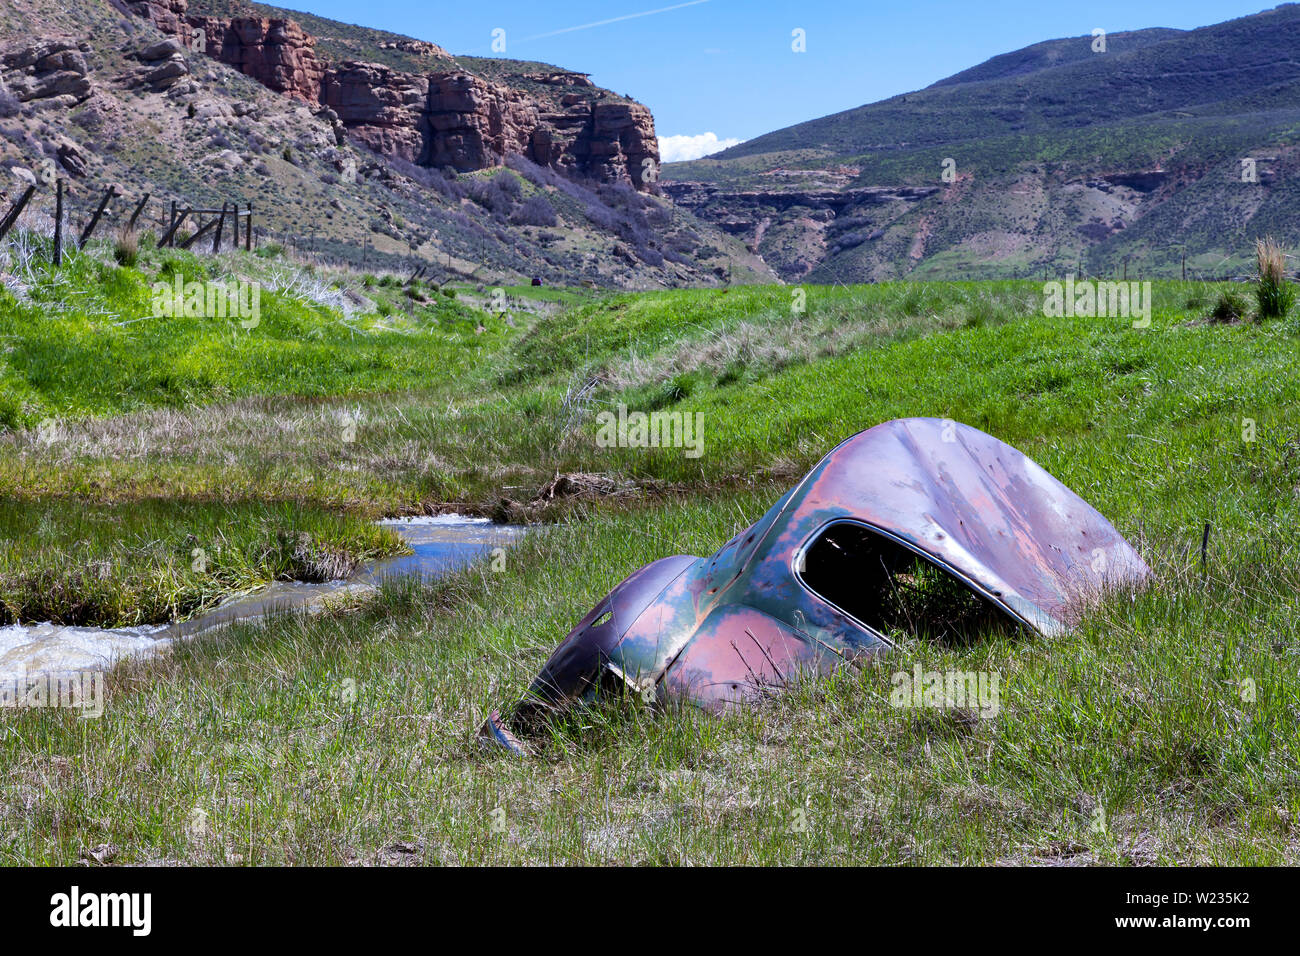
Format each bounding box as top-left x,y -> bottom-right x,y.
0,497 -> 401,627
1,490 -> 1295,864
1,260 -> 1298,864
0,238 -> 513,621
0,240 -> 504,428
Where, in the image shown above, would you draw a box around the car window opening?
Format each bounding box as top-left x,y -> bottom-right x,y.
798,522 -> 1017,645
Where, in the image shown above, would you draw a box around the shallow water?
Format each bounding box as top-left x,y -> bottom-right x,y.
0,515 -> 524,683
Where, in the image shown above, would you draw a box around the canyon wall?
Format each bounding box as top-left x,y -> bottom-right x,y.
187,15 -> 326,102
128,0 -> 659,189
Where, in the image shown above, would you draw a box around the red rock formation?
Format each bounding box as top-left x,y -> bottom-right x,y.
584,101 -> 659,187
188,16 -> 325,102
126,1 -> 190,40
127,1 -> 660,189
423,72 -> 539,170
378,39 -> 451,61
319,62 -> 429,163
421,73 -> 659,188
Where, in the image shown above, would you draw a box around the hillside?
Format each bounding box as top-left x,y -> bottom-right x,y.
663,4 -> 1300,282
0,0 -> 773,287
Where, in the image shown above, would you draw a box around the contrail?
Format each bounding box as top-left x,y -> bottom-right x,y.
519,0 -> 711,42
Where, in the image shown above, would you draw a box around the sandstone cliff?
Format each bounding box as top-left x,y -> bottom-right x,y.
126,0 -> 190,40
127,0 -> 659,189
188,15 -> 326,102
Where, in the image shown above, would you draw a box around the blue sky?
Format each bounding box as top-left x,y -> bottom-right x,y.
280,1 -> 1281,159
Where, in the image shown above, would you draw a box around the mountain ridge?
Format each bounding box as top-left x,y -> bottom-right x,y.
662,4 -> 1300,282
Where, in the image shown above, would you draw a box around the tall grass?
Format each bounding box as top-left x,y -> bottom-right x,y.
1254,235 -> 1294,318
0,238 -> 501,429
113,228 -> 139,268
1,489 -> 1296,864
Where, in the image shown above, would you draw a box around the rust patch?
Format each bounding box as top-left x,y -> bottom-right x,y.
487,418 -> 1149,742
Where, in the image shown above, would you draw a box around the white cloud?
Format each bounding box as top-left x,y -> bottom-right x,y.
658,132 -> 744,163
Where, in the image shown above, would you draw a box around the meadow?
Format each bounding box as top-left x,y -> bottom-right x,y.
0,234 -> 1297,863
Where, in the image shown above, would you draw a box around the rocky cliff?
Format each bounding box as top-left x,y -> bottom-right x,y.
125,0 -> 190,39
662,181 -> 939,278
126,0 -> 659,189
188,14 -> 326,102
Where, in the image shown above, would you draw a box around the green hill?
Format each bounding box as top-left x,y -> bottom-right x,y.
664,4 -> 1300,282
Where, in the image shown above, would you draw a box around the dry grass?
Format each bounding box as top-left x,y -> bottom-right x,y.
113,228 -> 139,268
1254,235 -> 1295,318
601,285 -> 1041,393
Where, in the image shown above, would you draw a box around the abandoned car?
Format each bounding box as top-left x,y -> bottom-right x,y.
482,417 -> 1149,750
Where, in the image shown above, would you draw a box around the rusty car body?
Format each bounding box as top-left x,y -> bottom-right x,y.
482,417 -> 1149,751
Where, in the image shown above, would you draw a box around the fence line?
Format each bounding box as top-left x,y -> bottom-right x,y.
0,178 -> 255,263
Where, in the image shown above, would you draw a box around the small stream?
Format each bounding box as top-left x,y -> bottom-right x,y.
0,515 -> 524,683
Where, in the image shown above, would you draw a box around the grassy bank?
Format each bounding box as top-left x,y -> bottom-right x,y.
2,242 -> 1298,863
0,497 -> 400,627
12,276 -> 1293,510
0,236 -> 520,623
2,489 -> 1296,864
4,256 -> 1299,607
0,237 -> 509,428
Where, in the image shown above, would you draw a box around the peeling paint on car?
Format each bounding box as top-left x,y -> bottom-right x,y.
481,418 -> 1150,751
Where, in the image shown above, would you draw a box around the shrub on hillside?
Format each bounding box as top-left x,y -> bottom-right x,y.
467,174 -> 520,216
635,244 -> 664,267
582,202 -> 618,232
0,124 -> 41,155
72,107 -> 103,132
388,156 -> 467,202
496,172 -> 522,203
510,194 -> 558,227
506,153 -> 601,208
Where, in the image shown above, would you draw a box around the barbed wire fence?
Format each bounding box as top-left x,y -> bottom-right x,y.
0,175 -> 254,262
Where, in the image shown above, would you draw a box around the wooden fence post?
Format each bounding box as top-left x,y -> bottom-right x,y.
53,179 -> 63,266
212,202 -> 226,253
79,187 -> 119,247
245,203 -> 252,252
0,185 -> 36,241
127,193 -> 151,233
159,207 -> 190,248
179,215 -> 219,250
